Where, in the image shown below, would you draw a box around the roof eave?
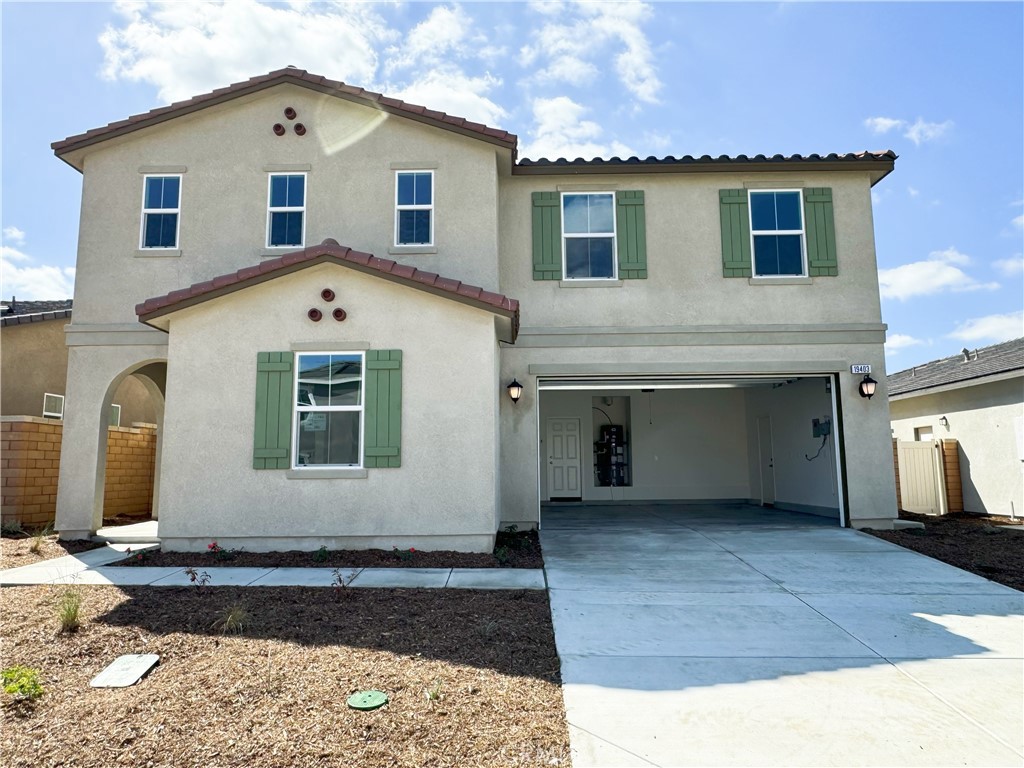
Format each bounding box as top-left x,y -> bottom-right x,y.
889,368 -> 1024,399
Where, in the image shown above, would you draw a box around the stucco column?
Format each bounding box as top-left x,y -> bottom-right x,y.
840,368 -> 899,528
55,339 -> 169,539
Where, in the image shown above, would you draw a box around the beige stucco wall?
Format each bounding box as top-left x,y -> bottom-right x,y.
497,172 -> 882,328
890,376 -> 1024,517
0,318 -> 156,424
155,262 -> 501,552
70,84 -> 504,326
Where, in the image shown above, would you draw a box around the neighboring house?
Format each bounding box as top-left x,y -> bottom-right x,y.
889,338 -> 1024,518
1,299 -> 156,425
50,68 -> 900,551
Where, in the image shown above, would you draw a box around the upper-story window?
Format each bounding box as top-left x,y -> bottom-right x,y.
395,171 -> 433,246
267,173 -> 306,248
749,190 -> 805,276
140,175 -> 181,249
562,192 -> 616,279
294,352 -> 364,468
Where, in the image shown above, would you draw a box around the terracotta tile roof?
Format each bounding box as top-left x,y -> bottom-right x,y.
136,240 -> 520,339
0,299 -> 73,327
515,150 -> 898,185
888,337 -> 1024,396
52,68 -> 517,163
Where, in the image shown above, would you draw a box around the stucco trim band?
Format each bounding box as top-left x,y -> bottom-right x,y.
528,361 -> 848,376
65,325 -> 169,347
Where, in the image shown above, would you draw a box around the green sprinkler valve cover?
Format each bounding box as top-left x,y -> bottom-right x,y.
347,690 -> 388,711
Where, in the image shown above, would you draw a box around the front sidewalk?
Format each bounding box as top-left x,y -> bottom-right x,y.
0,543 -> 546,590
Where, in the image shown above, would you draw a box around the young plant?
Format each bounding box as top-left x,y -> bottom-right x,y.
184,567 -> 211,589
213,604 -> 250,635
207,541 -> 240,561
313,545 -> 329,563
424,681 -> 443,702
29,524 -> 53,555
1,519 -> 24,537
494,546 -> 511,565
331,568 -> 356,595
57,588 -> 81,633
392,546 -> 416,562
123,546 -> 151,565
2,666 -> 44,702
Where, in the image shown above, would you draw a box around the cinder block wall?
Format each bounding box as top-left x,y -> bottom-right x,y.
1,417 -> 62,528
892,439 -> 902,511
1,417 -> 157,528
103,424 -> 157,519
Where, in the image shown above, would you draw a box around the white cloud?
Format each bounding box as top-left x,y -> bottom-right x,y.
903,118 -> 953,146
1,247 -> 75,299
993,255 -> 1024,276
907,186 -> 919,198
520,1 -> 661,104
3,226 -> 26,244
100,0 -> 396,103
863,116 -> 904,134
1012,214 -> 1024,230
885,333 -> 925,353
948,311 -> 1024,343
389,68 -> 508,127
878,247 -> 999,300
520,96 -> 633,160
862,115 -> 952,145
384,6 -> 479,75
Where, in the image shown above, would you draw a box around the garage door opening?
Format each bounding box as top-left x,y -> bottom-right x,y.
537,374 -> 845,526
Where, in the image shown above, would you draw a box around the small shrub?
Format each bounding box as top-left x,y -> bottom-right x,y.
392,546 -> 415,562
184,567 -> 211,589
1,519 -> 24,537
424,681 -> 443,702
494,546 -> 511,565
313,545 -> 329,563
331,568 -> 354,593
122,546 -> 151,565
57,588 -> 81,633
213,604 -> 250,635
477,618 -> 499,638
2,666 -> 44,702
29,524 -> 53,555
207,541 -> 240,561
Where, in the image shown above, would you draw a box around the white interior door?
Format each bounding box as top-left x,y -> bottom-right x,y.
546,418 -> 582,499
757,415 -> 776,506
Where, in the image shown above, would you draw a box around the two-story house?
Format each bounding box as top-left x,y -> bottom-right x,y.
51,68 -> 899,551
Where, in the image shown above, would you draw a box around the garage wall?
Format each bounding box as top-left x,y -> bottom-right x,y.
540,388 -> 751,502
745,377 -> 839,517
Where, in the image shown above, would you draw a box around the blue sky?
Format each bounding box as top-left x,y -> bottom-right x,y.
2,1 -> 1022,371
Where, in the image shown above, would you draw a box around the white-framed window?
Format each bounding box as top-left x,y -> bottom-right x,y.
293,352 -> 364,468
395,170 -> 433,246
108,403 -> 122,428
267,173 -> 306,247
749,189 -> 806,277
140,175 -> 181,249
561,192 -> 616,280
42,393 -> 64,419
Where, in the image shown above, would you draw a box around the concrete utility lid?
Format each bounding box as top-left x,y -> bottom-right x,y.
89,654 -> 160,688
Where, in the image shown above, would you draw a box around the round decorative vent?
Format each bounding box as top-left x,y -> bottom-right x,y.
333,308 -> 347,322
272,123 -> 285,136
294,123 -> 306,136
284,106 -> 297,120
321,288 -> 335,302
307,308 -> 322,322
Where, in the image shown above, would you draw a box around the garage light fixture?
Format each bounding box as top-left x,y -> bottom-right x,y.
858,374 -> 878,399
506,379 -> 523,404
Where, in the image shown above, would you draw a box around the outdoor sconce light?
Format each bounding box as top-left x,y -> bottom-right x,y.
858,374 -> 878,399
939,416 -> 949,428
506,379 -> 523,404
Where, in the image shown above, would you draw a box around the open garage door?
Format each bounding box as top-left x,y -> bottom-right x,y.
537,374 -> 845,526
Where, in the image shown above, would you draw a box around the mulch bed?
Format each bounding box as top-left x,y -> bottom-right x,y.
111,529 -> 544,570
1,533 -> 104,568
865,511 -> 1023,592
1,585 -> 569,767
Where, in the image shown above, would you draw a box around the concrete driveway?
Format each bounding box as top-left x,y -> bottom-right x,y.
541,503 -> 1024,767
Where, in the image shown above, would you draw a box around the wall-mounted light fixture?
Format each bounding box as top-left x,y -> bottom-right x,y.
506,379 -> 523,404
858,374 -> 878,399
939,415 -> 949,428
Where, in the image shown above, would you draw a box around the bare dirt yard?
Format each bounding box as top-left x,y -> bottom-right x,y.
1,584 -> 569,768
1,531 -> 103,568
865,511 -> 1023,592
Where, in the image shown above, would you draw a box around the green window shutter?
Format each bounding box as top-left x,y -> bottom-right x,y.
804,187 -> 838,277
719,189 -> 752,278
364,350 -> 402,468
253,351 -> 293,470
532,191 -> 562,280
616,190 -> 648,279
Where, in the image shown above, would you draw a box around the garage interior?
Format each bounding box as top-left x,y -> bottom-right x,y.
538,375 -> 844,525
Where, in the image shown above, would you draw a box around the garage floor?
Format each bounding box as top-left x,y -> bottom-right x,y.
542,503 -> 1024,767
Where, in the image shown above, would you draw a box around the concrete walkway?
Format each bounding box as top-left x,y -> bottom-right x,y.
0,543 -> 544,590
542,503 -> 1024,767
